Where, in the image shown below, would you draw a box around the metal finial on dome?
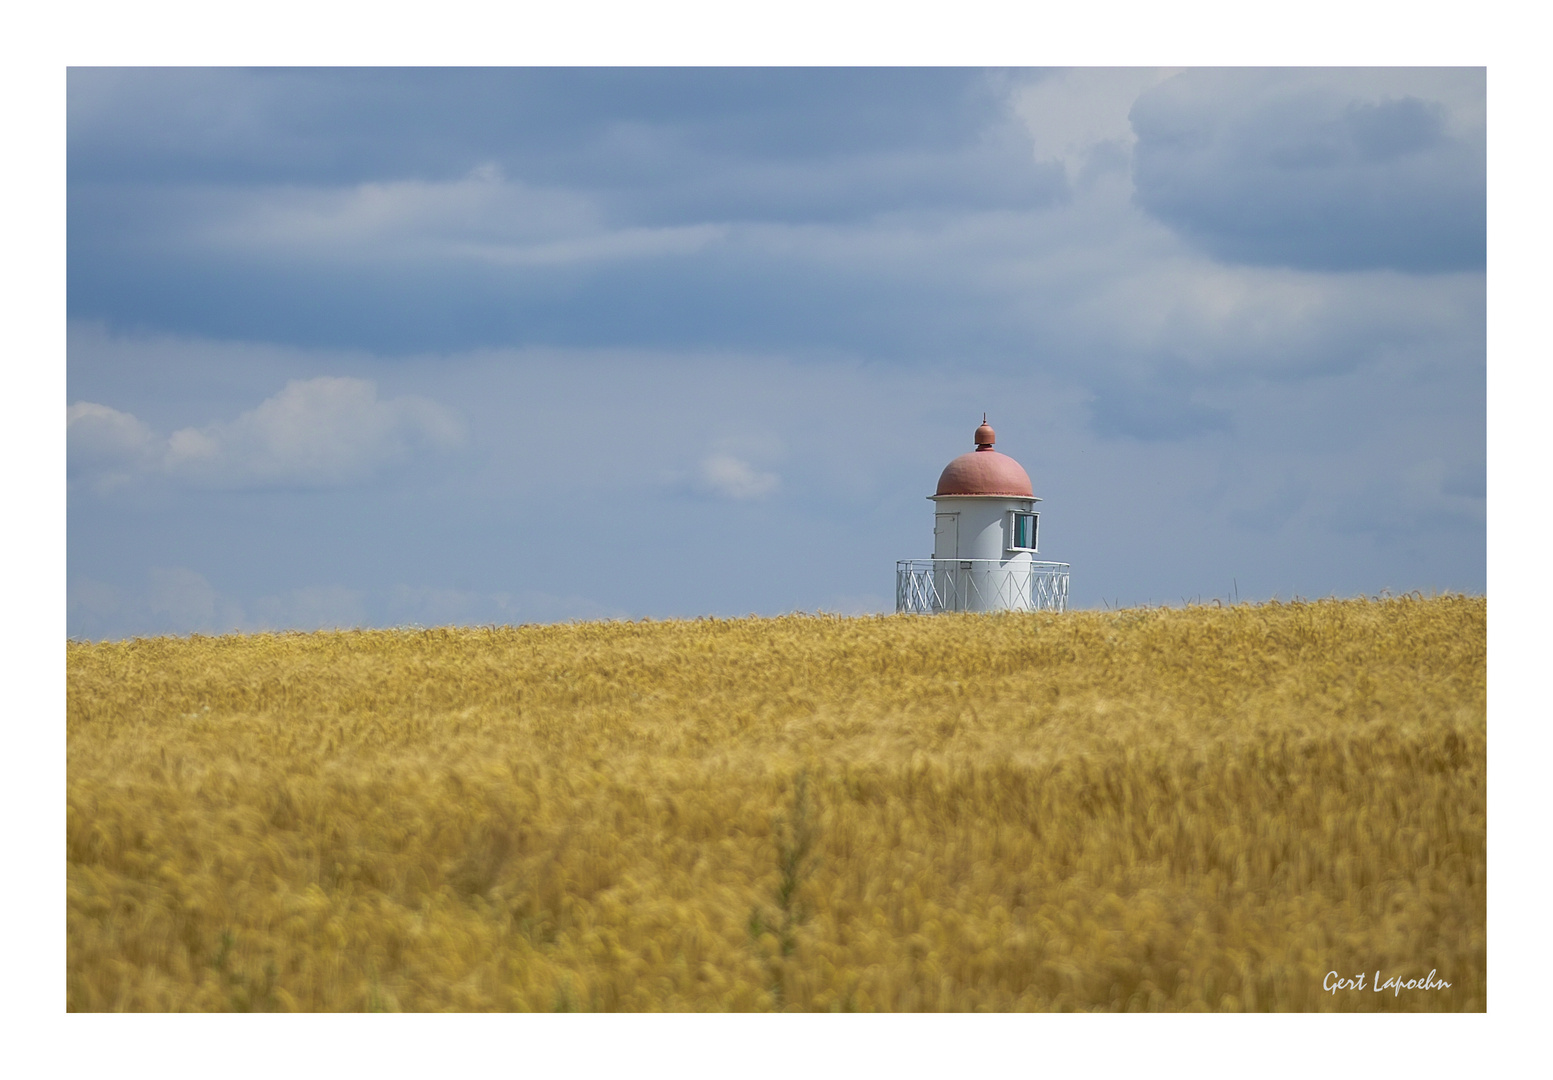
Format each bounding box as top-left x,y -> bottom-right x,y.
974,415 -> 995,451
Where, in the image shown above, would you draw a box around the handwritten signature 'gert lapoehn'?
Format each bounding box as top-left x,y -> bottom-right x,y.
1325,970 -> 1452,997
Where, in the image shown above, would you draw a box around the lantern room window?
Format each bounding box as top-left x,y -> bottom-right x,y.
1008,511 -> 1039,552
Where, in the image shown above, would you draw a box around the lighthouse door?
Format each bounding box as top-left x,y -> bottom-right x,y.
934,514 -> 958,559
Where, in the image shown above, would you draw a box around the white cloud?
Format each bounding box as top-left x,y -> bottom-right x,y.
453,223 -> 728,267
1010,68 -> 1180,184
70,376 -> 464,490
67,402 -> 158,485
698,453 -> 780,500
194,164 -> 592,250
186,163 -> 726,268
146,567 -> 245,632
165,376 -> 463,487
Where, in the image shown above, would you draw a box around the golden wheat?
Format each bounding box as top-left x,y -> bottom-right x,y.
66,596 -> 1486,1011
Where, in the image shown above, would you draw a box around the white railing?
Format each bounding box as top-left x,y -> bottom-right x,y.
896,559 -> 1071,614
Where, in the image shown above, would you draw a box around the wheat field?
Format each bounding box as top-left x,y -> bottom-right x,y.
66,595 -> 1486,1011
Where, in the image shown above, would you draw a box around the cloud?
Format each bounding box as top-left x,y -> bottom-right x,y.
185,164 -> 729,268
69,69 -> 1482,376
1130,69 -> 1484,272
70,569 -> 368,638
1009,67 -> 1180,187
65,70 -> 1070,356
67,402 -> 158,484
70,376 -> 464,490
192,164 -> 593,252
67,567 -> 628,640
68,69 -> 1058,217
697,453 -> 780,500
146,567 -> 245,631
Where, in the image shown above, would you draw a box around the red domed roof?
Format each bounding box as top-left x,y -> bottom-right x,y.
935,418 -> 1033,497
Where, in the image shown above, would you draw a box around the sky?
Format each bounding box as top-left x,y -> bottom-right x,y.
65,66 -> 1487,638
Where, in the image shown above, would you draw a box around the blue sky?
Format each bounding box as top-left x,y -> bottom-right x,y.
66,67 -> 1486,637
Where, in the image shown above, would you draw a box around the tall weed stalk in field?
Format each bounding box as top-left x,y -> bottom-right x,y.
750,771 -> 818,1008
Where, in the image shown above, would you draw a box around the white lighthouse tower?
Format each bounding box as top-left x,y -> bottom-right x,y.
896,417 -> 1070,613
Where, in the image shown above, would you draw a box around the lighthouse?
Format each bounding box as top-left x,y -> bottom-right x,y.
896,417 -> 1071,613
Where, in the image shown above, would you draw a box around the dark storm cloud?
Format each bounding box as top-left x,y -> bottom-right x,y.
68,68 -> 1060,220
1130,69 -> 1485,273
66,214 -> 1027,358
68,68 -> 1066,356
